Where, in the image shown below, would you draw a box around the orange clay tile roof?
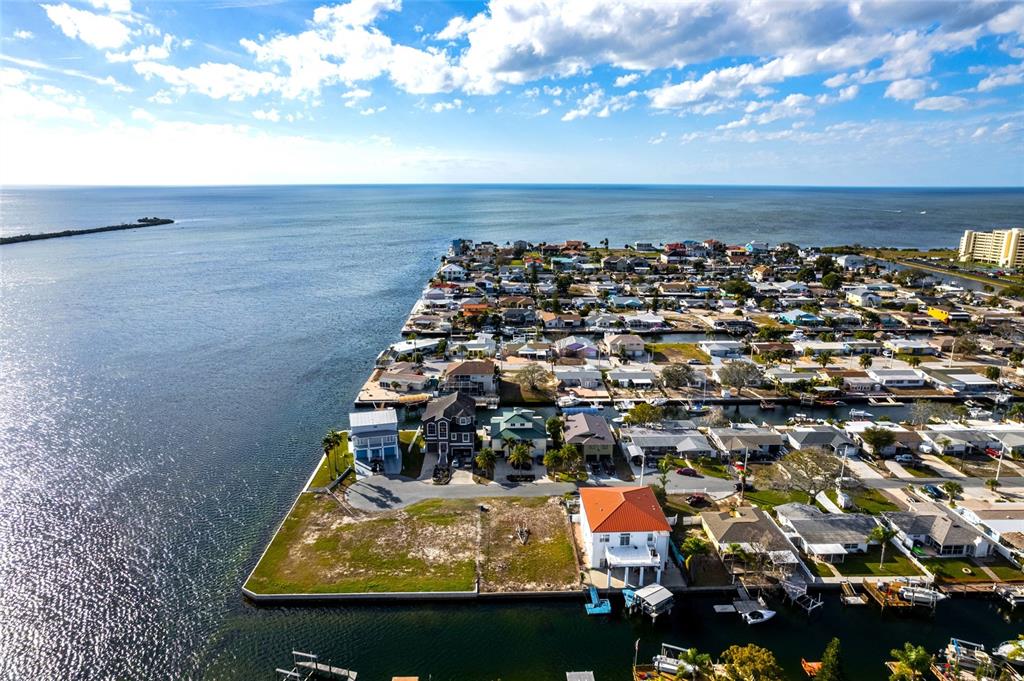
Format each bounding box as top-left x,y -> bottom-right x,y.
580,486 -> 670,533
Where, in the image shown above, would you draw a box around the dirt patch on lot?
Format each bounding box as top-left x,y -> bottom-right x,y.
479,497 -> 579,592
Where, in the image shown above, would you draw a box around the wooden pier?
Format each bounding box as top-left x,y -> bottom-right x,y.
863,581 -> 915,610
276,651 -> 358,681
840,580 -> 868,605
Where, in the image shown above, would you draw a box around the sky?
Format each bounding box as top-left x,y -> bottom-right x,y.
0,0 -> 1023,186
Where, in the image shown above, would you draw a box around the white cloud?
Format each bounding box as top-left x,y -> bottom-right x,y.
647,131 -> 667,144
88,0 -> 131,12
976,62 -> 1024,92
360,105 -> 386,115
884,78 -> 928,100
0,80 -> 95,123
431,98 -> 463,112
914,95 -> 968,112
614,73 -> 640,87
134,61 -> 283,100
971,126 -> 988,139
13,30 -> 34,40
721,93 -> 815,129
106,34 -> 175,63
823,72 -> 848,88
252,108 -> 281,122
561,88 -> 637,121
0,54 -> 131,91
42,3 -> 134,49
342,87 -> 372,107
131,107 -> 156,122
816,84 -> 858,104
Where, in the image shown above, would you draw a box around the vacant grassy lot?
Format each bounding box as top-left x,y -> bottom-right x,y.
499,376 -> 556,404
922,557 -> 995,583
843,488 -> 902,515
645,342 -> 711,364
835,545 -> 923,577
744,488 -> 812,510
479,497 -> 578,592
246,494 -> 579,595
308,433 -> 354,489
245,496 -> 479,594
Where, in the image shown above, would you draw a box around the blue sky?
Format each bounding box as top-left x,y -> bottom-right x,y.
1,0 -> 1022,185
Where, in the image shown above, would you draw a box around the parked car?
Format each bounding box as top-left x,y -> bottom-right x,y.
677,467 -> 700,477
734,481 -> 754,492
894,454 -> 916,465
602,459 -> 616,476
589,462 -> 602,475
686,493 -> 710,507
921,484 -> 945,500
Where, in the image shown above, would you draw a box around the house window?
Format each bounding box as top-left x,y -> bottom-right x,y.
619,533 -> 630,547
458,417 -> 471,426
439,421 -> 448,439
426,423 -> 436,437
646,533 -> 654,543
462,433 -> 471,443
598,535 -> 609,543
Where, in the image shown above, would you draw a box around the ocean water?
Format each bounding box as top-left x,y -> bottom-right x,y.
1,185 -> 1022,680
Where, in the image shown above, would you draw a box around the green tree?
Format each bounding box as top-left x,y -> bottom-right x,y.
859,354 -> 873,369
888,642 -> 932,680
560,443 -> 583,474
717,360 -> 763,396
679,536 -> 710,579
985,478 -> 1001,493
321,430 -> 343,477
821,272 -> 842,290
869,525 -> 898,570
542,447 -> 564,471
675,647 -> 713,680
722,278 -> 755,298
984,365 -> 1001,382
815,255 -> 836,273
817,350 -> 834,368
623,402 -> 665,427
1009,402 -> 1024,422
661,362 -> 696,388
507,442 -> 533,469
817,638 -> 845,681
860,426 -> 896,456
516,363 -> 552,391
546,415 -> 564,448
906,355 -> 922,368
941,480 -> 963,502
720,644 -> 785,681
475,447 -> 497,475
657,455 -> 673,490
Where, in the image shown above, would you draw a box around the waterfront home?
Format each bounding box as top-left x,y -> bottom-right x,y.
836,254 -> 868,270
564,413 -> 616,462
422,392 -> 477,466
793,340 -> 848,357
609,295 -> 645,310
981,426 -> 1024,457
554,366 -> 604,390
765,368 -> 812,387
707,426 -> 784,461
782,425 -> 858,457
921,367 -> 999,395
603,333 -> 645,358
458,332 -> 497,357
843,339 -> 884,355
918,424 -> 1000,456
779,310 -> 825,326
539,311 -> 584,330
623,312 -> 667,331
846,287 -> 882,307
775,503 -> 879,563
509,341 -> 553,361
440,359 -> 497,397
579,486 -> 671,586
883,338 -> 937,355
700,507 -> 794,558
699,340 -> 744,358
843,420 -> 921,457
586,312 -> 622,331
438,263 -> 469,280
882,502 -> 994,558
865,368 -> 927,388
927,305 -> 972,324
501,308 -> 538,327
954,501 -> 1024,564
349,409 -> 400,475
620,423 -> 715,463
607,367 -> 657,388
489,408 -> 548,456
554,335 -> 599,358
377,362 -> 432,393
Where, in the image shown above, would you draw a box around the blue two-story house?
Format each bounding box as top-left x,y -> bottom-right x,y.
349,409 -> 400,475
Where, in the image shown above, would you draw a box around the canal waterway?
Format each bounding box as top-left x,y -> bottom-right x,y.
1,185 -> 1022,679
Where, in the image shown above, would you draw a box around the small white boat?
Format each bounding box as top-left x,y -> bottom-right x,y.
557,395 -> 581,408
849,409 -> 873,419
993,640 -> 1024,666
742,608 -> 776,625
899,586 -> 947,605
649,397 -> 669,407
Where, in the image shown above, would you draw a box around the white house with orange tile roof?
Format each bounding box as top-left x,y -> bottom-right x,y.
578,486 -> 670,586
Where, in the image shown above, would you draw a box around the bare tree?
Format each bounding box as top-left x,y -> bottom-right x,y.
765,447 -> 845,503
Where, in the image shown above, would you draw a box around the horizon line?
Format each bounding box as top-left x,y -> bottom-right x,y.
4,182 -> 1024,190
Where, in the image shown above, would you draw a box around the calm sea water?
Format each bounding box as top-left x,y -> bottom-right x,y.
1,186 -> 1022,680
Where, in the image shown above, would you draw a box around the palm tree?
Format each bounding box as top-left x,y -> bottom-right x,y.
941,480 -> 963,503
888,642 -> 932,680
475,447 -> 497,476
508,442 -> 532,470
657,455 -> 674,490
675,647 -> 713,680
869,525 -> 898,570
859,354 -> 873,369
817,350 -> 834,368
321,430 -> 341,477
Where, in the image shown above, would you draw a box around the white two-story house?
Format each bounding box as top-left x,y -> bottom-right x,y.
579,486 -> 671,587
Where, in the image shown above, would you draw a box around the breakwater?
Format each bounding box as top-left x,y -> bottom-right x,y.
0,217 -> 174,245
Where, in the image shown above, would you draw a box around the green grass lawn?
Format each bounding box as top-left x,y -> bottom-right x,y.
399,430 -> 425,478
902,464 -> 939,478
690,458 -> 732,479
645,342 -> 711,364
921,557 -> 995,583
835,545 -> 923,577
308,433 -> 353,489
744,488 -> 811,510
498,377 -> 555,404
849,488 -> 902,514
245,496 -> 479,595
808,560 -> 835,578
987,556 -> 1024,581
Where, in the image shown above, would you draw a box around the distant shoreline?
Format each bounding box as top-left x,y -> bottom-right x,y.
0,218 -> 174,245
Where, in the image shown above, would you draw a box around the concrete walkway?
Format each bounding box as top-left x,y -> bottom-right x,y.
920,454 -> 968,479
346,474 -> 576,511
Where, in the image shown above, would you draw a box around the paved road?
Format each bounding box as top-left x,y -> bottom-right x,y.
346,475 -> 578,511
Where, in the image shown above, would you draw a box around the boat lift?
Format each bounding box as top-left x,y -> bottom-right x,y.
782,580 -> 824,615
994,584 -> 1024,609
585,585 -> 611,615
623,584 -> 675,622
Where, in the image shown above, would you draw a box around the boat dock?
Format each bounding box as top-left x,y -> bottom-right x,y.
584,585 -> 611,615
863,581 -> 916,609
276,651 -> 358,680
840,580 -> 868,605
994,584 -> 1024,608
782,580 -> 823,615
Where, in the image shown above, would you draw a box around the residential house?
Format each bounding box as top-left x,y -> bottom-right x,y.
438,263 -> 469,280
607,367 -> 657,388
459,332 -> 497,357
349,409 -> 400,475
846,288 -> 882,307
554,366 -> 604,390
539,311 -> 584,330
623,312 -> 667,331
883,338 -> 937,355
779,310 -> 825,326
700,506 -> 795,560
921,367 -> 999,395
579,486 -> 671,586
775,503 -> 879,563
377,362 -> 431,392
918,425 -> 1000,456
489,408 -> 548,455
882,502 -> 994,558
699,340 -> 745,358
783,425 -> 858,456
604,333 -> 646,358
707,426 -> 785,461
619,422 -> 715,462
422,392 -> 477,465
955,500 -> 1024,564
441,360 -> 497,397
564,413 -> 616,462
866,368 -> 927,388
844,420 -> 921,457
554,335 -> 599,358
